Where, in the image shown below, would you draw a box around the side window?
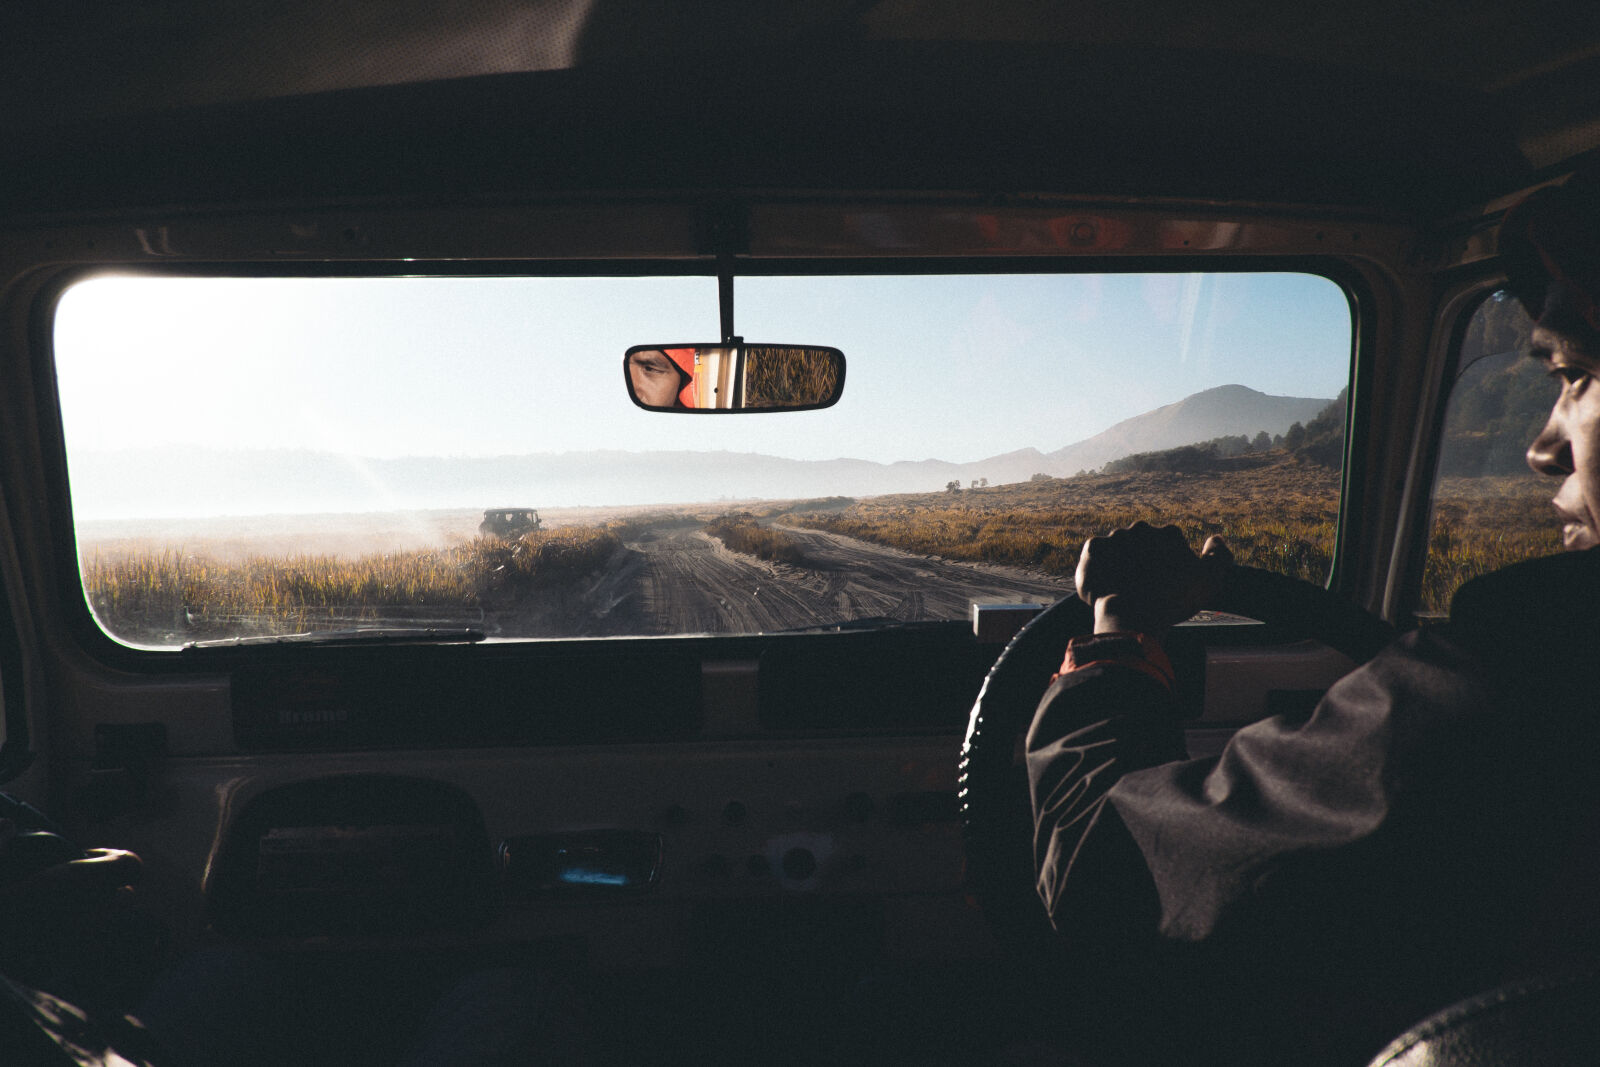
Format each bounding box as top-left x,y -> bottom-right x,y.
1420,291 -> 1559,616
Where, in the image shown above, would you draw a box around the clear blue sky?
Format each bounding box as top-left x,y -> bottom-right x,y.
54,271 -> 1351,466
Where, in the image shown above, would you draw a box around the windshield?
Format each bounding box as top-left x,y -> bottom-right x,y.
53,271 -> 1351,647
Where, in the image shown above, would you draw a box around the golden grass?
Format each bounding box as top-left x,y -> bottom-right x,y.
1420,475 -> 1560,613
84,526 -> 622,643
705,514 -> 807,565
793,462 -> 1342,585
744,348 -> 841,408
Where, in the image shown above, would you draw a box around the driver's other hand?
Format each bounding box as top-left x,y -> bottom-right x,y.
0,845 -> 143,926
1076,522 -> 1232,635
59,848 -> 143,891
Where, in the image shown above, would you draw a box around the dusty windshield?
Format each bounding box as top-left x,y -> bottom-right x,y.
53,272 -> 1351,648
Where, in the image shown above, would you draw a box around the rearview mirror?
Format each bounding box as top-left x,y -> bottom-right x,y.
624,344 -> 845,412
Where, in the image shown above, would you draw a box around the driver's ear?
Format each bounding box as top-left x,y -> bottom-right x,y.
1199,536 -> 1233,565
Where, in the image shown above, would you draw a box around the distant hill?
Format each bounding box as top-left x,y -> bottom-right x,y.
1042,384 -> 1333,475
69,383 -> 1336,518
1101,389 -> 1348,475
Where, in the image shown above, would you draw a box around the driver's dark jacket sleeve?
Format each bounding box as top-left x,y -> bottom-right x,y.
1027,550 -> 1600,1003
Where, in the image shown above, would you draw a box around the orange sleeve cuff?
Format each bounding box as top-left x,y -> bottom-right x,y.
1054,631 -> 1176,691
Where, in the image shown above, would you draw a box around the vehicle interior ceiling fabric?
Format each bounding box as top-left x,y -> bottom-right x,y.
3,1 -> 1600,1065
0,0 -> 1596,208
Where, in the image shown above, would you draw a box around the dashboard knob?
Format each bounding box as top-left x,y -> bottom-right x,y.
781,847 -> 817,880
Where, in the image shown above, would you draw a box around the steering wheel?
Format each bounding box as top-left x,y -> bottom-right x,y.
957,565 -> 1398,955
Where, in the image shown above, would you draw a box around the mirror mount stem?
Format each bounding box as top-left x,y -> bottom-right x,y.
718,267 -> 737,345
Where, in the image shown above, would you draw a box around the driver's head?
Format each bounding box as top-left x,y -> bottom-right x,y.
1506,169 -> 1600,550
627,348 -> 698,408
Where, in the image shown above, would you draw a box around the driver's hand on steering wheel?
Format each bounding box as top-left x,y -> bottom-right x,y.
1076,522 -> 1233,635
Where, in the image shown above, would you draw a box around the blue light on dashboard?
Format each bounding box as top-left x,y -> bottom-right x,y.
559,867 -> 632,887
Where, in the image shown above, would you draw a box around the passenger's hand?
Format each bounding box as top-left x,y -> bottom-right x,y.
1075,522 -> 1233,635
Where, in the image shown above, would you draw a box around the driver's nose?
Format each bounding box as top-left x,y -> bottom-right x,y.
1527,412 -> 1573,477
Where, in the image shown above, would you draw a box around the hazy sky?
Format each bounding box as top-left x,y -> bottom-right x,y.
54,270 -> 1351,467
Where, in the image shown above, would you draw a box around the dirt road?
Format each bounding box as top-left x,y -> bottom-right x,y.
564,521 -> 1074,637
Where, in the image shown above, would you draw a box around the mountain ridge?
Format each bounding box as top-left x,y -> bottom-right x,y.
1043,383 -> 1330,474
71,384 -> 1335,517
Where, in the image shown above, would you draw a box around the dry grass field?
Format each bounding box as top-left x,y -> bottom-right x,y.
786,460 -> 1559,616
81,525 -> 625,644
790,459 -> 1343,584
78,459 -> 1560,643
1420,473 -> 1560,612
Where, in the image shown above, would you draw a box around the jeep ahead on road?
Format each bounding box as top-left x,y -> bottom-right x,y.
478,508 -> 542,539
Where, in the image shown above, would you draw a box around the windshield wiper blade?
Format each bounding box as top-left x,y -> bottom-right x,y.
182,626 -> 486,650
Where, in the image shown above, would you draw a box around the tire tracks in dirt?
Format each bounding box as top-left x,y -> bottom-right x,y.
584,521 -> 1073,635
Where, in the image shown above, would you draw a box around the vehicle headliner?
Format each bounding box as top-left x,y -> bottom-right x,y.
2,1 -> 1597,218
